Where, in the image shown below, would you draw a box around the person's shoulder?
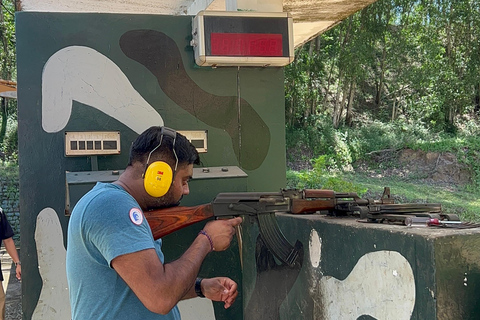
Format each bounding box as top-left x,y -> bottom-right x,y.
0,207 -> 8,225
73,183 -> 137,219
85,183 -> 130,202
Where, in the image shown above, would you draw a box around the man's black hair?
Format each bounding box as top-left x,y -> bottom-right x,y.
128,126 -> 200,168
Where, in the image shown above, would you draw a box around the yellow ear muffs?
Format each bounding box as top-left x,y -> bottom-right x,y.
143,161 -> 174,197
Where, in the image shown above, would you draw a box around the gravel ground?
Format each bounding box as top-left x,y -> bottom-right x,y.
5,275 -> 21,320
2,247 -> 22,320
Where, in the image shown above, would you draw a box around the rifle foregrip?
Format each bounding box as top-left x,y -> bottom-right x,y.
303,189 -> 335,198
145,204 -> 214,240
291,199 -> 335,214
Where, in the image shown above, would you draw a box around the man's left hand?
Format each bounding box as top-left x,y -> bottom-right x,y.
16,263 -> 21,280
201,277 -> 238,309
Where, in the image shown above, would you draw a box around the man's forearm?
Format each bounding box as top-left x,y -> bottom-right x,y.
111,233 -> 212,314
164,233 -> 212,300
181,282 -> 198,300
3,238 -> 20,263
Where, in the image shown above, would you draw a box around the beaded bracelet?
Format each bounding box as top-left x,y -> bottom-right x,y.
198,230 -> 214,252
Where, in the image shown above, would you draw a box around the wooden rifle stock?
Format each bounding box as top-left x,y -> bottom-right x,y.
145,204 -> 214,240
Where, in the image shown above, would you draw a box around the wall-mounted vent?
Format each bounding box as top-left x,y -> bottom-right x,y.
177,130 -> 208,153
65,131 -> 121,156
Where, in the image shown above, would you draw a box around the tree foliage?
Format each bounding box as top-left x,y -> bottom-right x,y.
0,0 -> 16,159
285,0 -> 480,133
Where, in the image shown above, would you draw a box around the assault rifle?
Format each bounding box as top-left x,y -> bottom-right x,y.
145,187 -> 444,266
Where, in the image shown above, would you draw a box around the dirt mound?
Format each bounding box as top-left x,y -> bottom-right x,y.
287,148 -> 472,189
359,148 -> 471,187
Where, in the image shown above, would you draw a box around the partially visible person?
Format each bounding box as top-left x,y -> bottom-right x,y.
0,207 -> 21,320
66,126 -> 242,320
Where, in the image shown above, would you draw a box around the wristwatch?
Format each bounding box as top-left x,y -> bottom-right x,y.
195,277 -> 205,298
14,261 -> 21,267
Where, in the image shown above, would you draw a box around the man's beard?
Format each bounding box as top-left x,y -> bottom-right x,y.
150,193 -> 183,210
166,195 -> 182,208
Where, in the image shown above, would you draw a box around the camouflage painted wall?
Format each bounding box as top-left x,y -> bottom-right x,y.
16,12 -> 287,320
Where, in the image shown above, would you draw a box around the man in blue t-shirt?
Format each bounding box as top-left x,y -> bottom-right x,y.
66,126 -> 242,320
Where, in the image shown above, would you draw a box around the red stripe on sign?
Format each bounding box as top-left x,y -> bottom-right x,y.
210,33 -> 283,57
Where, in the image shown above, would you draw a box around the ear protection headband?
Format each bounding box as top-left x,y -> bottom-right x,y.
143,127 -> 178,197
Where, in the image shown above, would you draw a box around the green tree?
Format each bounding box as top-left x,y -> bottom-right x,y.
0,0 -> 17,154
285,0 -> 480,133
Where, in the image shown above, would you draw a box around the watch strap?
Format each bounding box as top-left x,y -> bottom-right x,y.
195,277 -> 205,298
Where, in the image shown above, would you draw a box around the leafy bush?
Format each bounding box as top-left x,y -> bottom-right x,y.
0,160 -> 18,182
286,115 -> 357,170
286,155 -> 367,195
2,124 -> 18,162
287,116 -> 444,171
287,114 -> 480,190
1,121 -> 18,163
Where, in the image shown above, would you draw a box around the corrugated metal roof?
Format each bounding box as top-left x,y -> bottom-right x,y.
17,0 -> 378,47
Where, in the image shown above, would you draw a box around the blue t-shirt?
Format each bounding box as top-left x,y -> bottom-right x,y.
66,182 -> 181,320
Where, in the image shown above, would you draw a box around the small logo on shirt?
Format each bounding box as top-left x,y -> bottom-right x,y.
129,208 -> 144,226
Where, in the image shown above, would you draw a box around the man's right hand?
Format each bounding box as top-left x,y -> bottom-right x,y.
202,217 -> 243,251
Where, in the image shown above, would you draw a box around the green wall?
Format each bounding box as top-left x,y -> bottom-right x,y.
16,12 -> 286,319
